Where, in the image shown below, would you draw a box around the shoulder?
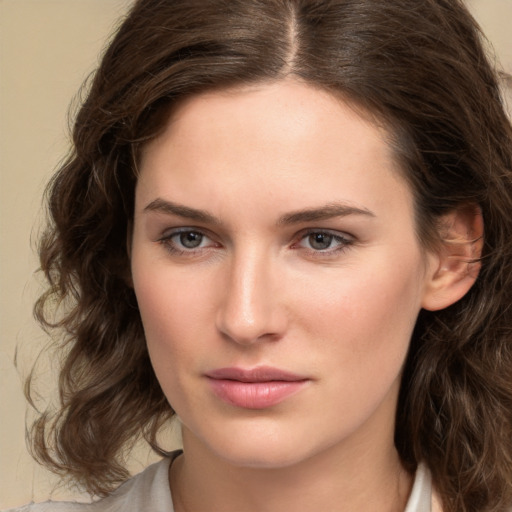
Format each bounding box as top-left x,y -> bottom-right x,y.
2,502 -> 91,512
3,453 -> 178,512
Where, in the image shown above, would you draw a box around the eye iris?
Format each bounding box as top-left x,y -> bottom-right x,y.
179,232 -> 203,248
309,233 -> 333,250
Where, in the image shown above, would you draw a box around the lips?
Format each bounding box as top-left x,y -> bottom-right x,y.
205,366 -> 309,409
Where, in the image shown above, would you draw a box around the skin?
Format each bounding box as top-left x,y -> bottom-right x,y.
130,80 -> 475,511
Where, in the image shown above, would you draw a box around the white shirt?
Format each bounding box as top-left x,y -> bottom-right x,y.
5,454 -> 438,512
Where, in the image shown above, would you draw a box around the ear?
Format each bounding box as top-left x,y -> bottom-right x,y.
422,205 -> 483,311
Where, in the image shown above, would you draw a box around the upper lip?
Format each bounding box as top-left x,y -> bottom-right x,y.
206,366 -> 308,383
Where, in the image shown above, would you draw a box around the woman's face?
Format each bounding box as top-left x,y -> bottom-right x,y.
131,80 -> 436,468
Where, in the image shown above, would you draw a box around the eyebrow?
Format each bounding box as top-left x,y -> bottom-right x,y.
144,198 -> 220,224
144,198 -> 375,225
277,203 -> 375,225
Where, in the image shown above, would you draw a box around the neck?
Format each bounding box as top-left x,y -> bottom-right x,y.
170,428 -> 413,512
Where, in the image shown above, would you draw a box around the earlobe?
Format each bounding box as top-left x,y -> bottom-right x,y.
422,205 -> 483,311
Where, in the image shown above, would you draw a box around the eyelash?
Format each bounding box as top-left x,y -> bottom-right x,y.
293,230 -> 354,257
157,228 -> 354,258
157,228 -> 218,256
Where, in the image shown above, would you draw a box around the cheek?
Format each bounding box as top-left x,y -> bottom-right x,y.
132,258 -> 201,355
136,275 -> 209,340
290,263 -> 423,429
133,271 -> 208,413
290,256 -> 424,374
132,258 -> 230,409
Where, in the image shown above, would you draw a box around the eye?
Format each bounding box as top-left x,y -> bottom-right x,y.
158,228 -> 217,254
305,232 -> 336,251
176,231 -> 206,249
295,230 -> 353,254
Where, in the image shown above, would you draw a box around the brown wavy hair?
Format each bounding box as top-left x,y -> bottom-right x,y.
30,0 -> 512,510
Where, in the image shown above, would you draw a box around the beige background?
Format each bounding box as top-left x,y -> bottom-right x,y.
1,0 -> 511,508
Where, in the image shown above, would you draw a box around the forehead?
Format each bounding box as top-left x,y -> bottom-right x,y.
146,80 -> 391,163
137,80 -> 412,224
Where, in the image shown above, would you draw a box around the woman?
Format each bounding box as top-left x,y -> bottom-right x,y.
8,0 -> 512,511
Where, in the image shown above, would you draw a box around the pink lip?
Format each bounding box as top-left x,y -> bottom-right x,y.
206,366 -> 309,409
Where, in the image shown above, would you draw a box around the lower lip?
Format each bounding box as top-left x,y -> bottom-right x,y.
207,378 -> 308,409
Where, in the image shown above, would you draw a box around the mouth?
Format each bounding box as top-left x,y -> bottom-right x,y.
205,366 -> 310,409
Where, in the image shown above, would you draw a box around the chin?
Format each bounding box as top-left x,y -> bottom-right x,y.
196,424 -> 331,471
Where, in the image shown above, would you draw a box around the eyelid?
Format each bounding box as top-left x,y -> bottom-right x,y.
158,225 -> 217,240
157,226 -> 220,254
292,228 -> 355,254
156,226 -> 355,257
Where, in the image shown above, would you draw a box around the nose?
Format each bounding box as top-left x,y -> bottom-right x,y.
215,249 -> 287,345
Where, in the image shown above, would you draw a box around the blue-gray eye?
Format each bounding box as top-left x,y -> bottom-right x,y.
308,233 -> 335,250
178,231 -> 204,248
